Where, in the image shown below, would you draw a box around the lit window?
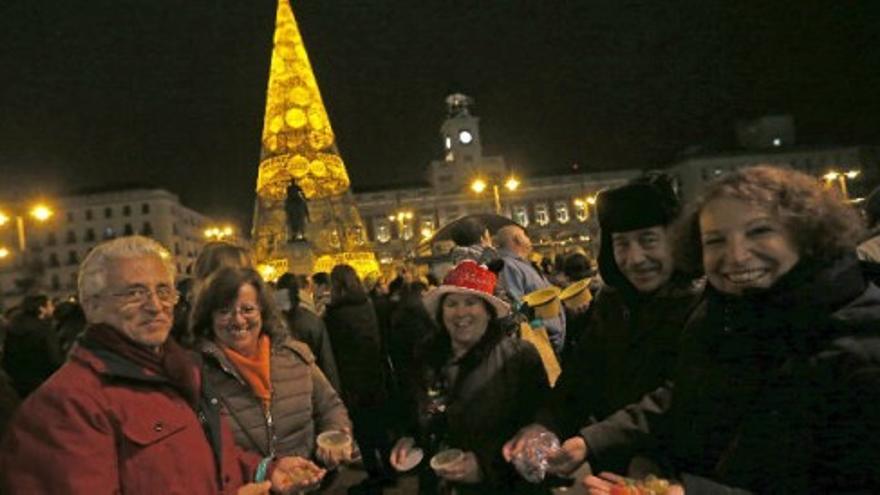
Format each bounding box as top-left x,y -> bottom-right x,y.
375,221 -> 391,243
103,227 -> 115,240
535,204 -> 550,226
554,201 -> 570,224
401,223 -> 414,241
574,201 -> 588,222
512,205 -> 529,227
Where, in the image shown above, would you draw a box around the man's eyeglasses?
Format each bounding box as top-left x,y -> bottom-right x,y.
109,286 -> 179,306
215,305 -> 261,320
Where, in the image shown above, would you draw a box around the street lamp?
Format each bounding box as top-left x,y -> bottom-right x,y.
470,175 -> 520,214
204,225 -> 235,241
0,203 -> 55,252
823,169 -> 860,200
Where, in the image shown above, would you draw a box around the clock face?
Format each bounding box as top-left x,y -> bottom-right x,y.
458,130 -> 473,144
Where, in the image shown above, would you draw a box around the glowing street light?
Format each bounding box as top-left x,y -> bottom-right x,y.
204,225 -> 235,241
471,175 -> 521,214
0,203 -> 54,251
823,169 -> 860,200
470,179 -> 487,194
0,247 -> 9,259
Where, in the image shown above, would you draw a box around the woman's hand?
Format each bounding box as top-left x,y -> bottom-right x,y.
270,456 -> 326,494
433,451 -> 483,484
236,481 -> 272,495
315,429 -> 353,469
389,436 -> 416,471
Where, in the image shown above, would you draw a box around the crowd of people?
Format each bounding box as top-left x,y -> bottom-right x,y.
0,164 -> 878,494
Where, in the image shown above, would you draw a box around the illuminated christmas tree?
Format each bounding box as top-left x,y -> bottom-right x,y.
252,0 -> 378,279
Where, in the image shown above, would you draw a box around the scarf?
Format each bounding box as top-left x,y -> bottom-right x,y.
82,323 -> 202,407
221,335 -> 272,410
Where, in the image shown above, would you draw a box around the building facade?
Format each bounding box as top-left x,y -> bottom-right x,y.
667,145 -> 880,204
0,186 -> 209,304
352,94 -> 641,268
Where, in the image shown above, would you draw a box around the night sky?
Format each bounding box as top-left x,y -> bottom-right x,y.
1,1 -> 878,229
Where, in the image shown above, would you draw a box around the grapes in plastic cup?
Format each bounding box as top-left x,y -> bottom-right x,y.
512,432 -> 560,483
429,448 -> 464,472
316,430 -> 352,458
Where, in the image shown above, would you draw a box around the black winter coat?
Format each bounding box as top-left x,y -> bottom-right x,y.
404,333 -> 550,494
2,314 -> 62,397
544,277 -> 702,472
323,295 -> 387,408
583,254 -> 880,494
284,305 -> 342,393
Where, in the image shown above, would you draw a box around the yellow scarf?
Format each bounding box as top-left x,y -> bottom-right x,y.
221,335 -> 272,410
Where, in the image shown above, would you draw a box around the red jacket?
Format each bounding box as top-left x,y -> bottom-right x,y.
0,341 -> 262,494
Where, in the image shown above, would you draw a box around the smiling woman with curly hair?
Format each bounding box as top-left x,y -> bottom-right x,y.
675,165 -> 865,277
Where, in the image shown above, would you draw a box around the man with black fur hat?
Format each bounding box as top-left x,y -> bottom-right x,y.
503,172 -> 703,477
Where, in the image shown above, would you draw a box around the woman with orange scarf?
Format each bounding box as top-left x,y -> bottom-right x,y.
190,267 -> 353,480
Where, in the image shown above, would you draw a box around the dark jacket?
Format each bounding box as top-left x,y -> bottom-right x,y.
544,277 -> 702,472
0,336 -> 260,494
2,313 -> 63,397
405,333 -> 551,494
323,295 -> 387,408
284,305 -> 342,392
583,254 -> 880,494
200,337 -> 350,459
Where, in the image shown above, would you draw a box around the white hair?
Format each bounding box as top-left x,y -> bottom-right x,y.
78,236 -> 176,302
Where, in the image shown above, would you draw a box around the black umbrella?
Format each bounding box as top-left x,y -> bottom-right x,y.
429,213 -> 523,243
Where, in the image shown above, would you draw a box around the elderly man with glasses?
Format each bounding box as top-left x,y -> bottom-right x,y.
0,236 -> 323,495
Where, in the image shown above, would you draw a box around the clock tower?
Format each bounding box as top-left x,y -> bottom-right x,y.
429,94 -> 506,194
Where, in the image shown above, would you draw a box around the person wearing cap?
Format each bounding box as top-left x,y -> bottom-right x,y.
503,173 -> 702,477
389,260 -> 550,494
496,225 -> 566,354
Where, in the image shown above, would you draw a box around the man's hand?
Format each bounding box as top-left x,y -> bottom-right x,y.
270,456 -> 326,494
237,481 -> 272,495
502,423 -> 552,461
433,451 -> 483,484
545,435 -> 587,475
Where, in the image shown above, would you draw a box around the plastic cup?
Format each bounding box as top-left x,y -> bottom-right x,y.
316,430 -> 352,459
429,448 -> 464,472
560,278 -> 592,309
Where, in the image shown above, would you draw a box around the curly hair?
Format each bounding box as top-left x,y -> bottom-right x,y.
187,267 -> 288,347
675,165 -> 865,275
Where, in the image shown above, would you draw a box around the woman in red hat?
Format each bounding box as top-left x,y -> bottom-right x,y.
389,260 -> 551,494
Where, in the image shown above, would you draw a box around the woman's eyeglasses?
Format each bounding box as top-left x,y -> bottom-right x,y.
215,305 -> 261,320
